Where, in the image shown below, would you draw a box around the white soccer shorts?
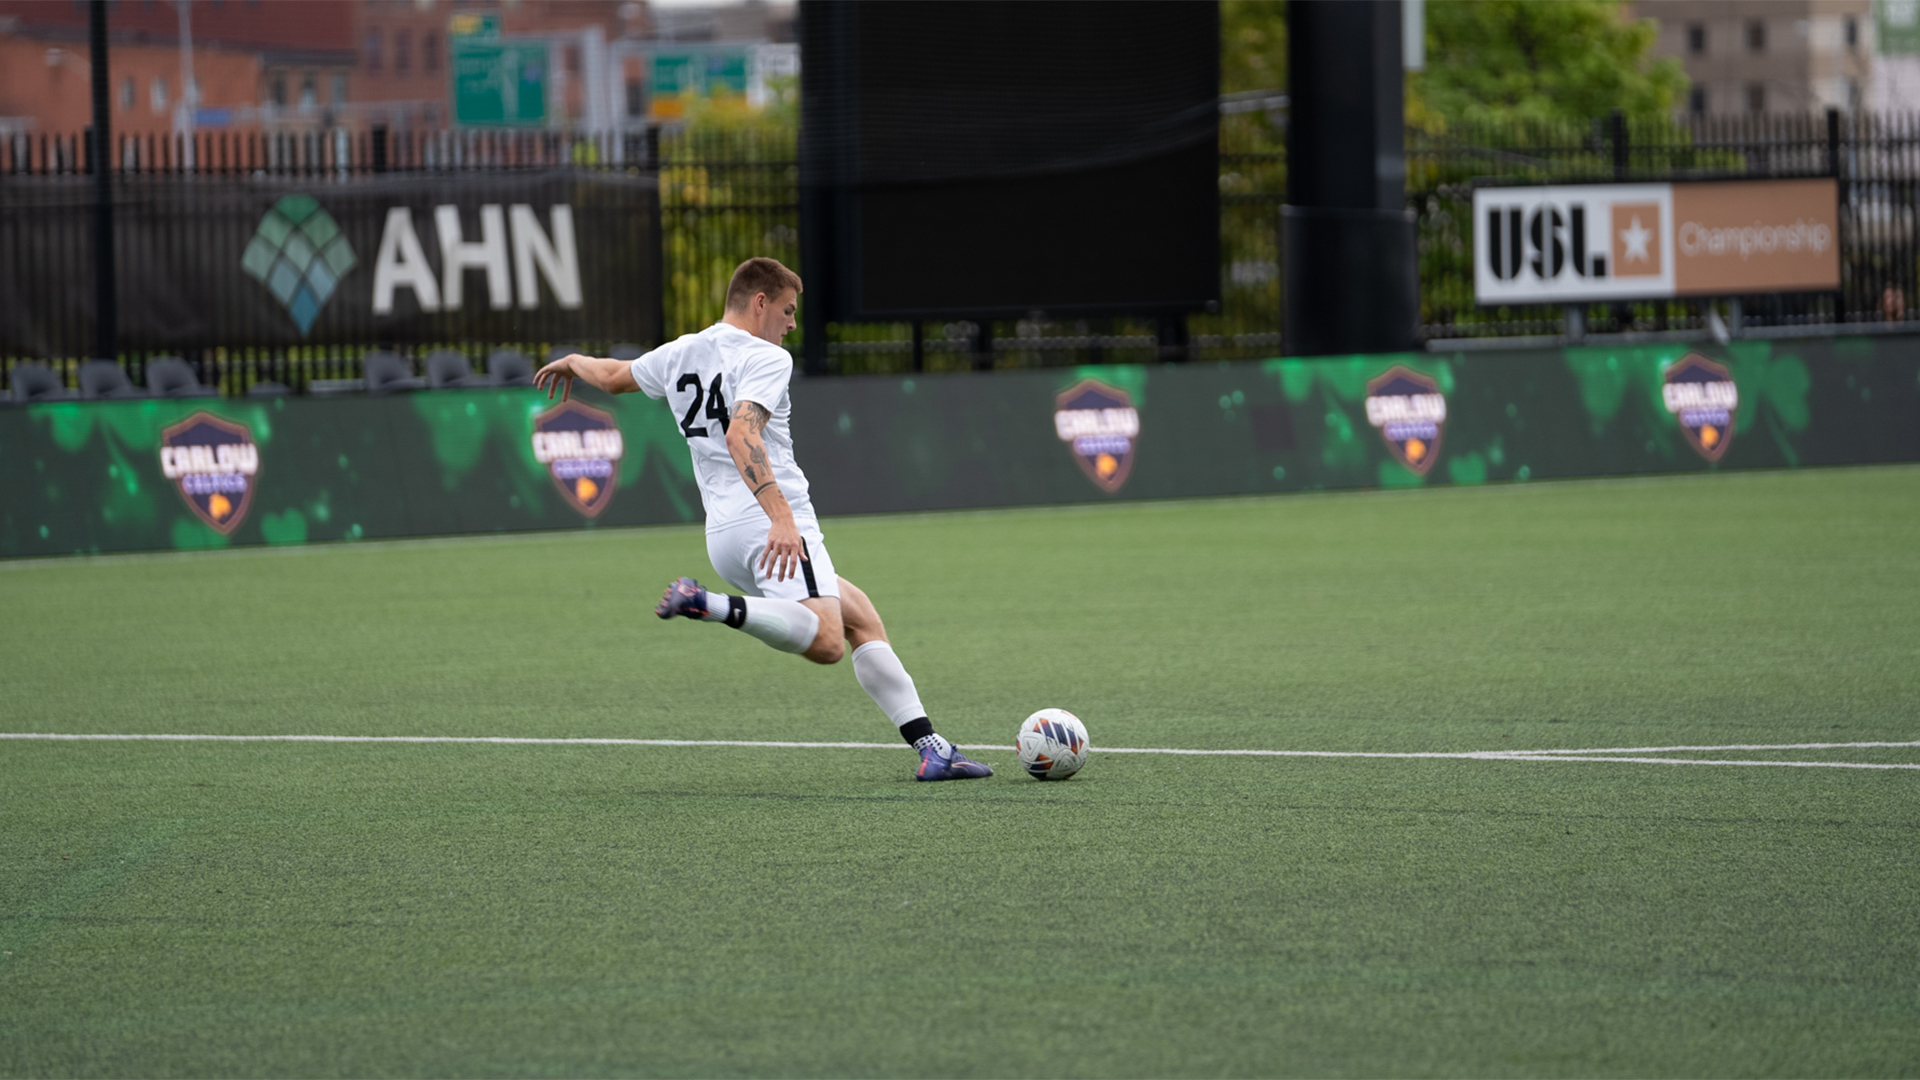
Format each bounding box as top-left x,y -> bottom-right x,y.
706,521 -> 841,602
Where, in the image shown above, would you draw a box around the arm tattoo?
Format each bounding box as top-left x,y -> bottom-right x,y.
732,401 -> 771,436
748,441 -> 770,472
751,480 -> 776,497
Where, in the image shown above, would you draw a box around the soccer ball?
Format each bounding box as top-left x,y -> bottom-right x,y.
1017,708 -> 1090,781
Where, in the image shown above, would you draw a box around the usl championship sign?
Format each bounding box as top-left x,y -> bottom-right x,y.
1473,179 -> 1839,304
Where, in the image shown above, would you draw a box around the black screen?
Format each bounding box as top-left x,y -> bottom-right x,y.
801,0 -> 1220,320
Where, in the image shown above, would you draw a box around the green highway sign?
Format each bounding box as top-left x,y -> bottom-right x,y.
451,13 -> 546,127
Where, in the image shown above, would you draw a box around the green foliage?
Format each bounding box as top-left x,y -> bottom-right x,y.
659,88 -> 801,340
1414,0 -> 1689,130
1220,0 -> 1286,95
1219,0 -> 1287,156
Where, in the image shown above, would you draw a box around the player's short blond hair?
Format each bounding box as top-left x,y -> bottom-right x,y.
724,257 -> 803,311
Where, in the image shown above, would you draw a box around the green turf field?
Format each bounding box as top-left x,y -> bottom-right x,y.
3,466 -> 1917,1078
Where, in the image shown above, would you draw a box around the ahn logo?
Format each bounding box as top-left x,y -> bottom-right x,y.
532,400 -> 625,517
1474,184 -> 1676,304
241,194 -> 357,336
1364,366 -> 1447,476
1662,352 -> 1739,462
159,412 -> 260,534
372,203 -> 582,315
1054,379 -> 1140,493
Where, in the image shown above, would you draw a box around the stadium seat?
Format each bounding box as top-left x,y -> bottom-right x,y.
425,350 -> 481,389
363,351 -> 425,396
487,348 -> 535,386
610,343 -> 645,361
144,356 -> 218,398
7,362 -> 77,403
79,360 -> 149,399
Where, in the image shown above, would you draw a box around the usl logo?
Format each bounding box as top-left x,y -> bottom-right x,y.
159,412 -> 260,534
1474,184 -> 1675,304
1364,366 -> 1446,476
532,400 -> 625,517
1662,352 -> 1739,462
1476,180 -> 1840,304
1054,379 -> 1139,493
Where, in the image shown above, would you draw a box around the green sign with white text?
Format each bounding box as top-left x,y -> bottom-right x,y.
451,13 -> 546,127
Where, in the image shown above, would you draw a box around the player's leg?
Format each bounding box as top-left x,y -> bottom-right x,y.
656,524 -> 845,663
838,575 -> 991,781
796,596 -> 844,665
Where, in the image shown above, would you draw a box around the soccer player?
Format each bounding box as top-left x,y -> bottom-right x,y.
533,257 -> 992,781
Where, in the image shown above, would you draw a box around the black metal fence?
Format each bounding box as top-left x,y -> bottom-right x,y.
12,110 -> 1920,395
1409,110 -> 1902,341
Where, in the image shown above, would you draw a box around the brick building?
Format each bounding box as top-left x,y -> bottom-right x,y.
0,0 -> 642,140
1631,0 -> 1875,116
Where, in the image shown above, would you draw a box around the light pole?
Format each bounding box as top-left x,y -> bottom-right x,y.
89,0 -> 116,362
174,0 -> 196,168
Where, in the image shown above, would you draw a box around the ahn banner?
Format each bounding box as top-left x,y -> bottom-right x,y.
0,170 -> 660,356
1472,179 -> 1839,304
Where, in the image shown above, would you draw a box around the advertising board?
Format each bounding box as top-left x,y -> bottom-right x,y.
1473,179 -> 1840,304
5,337 -> 1916,558
0,171 -> 660,354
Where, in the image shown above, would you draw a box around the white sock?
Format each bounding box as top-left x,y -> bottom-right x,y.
712,595 -> 819,654
851,640 -> 927,727
913,732 -> 952,755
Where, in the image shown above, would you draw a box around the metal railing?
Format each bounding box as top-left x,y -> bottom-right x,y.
14,110 -> 1920,396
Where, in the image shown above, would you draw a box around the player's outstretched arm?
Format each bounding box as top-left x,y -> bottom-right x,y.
532,353 -> 639,401
727,400 -> 804,582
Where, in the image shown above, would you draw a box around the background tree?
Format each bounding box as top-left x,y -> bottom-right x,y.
1411,0 -> 1687,132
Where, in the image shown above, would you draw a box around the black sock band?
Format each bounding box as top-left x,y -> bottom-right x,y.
724,595 -> 747,629
898,717 -> 934,746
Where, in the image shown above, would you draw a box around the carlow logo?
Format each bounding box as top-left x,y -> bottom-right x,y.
532,400 -> 625,517
1662,352 -> 1739,461
1054,379 -> 1139,493
159,412 -> 260,534
1364,366 -> 1447,475
241,194 -> 357,335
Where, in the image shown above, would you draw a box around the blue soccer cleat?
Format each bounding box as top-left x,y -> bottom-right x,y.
915,742 -> 994,781
656,576 -> 711,620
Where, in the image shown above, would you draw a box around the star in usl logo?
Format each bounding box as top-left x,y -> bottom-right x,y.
1620,215 -> 1654,263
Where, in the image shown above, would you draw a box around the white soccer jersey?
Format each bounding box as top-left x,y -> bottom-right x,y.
630,322 -> 815,532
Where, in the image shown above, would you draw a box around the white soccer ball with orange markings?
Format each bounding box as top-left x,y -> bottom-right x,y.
1017,708 -> 1090,781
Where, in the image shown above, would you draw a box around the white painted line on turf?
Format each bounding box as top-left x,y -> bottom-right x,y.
0,733 -> 918,749
1512,740 -> 1920,754
3,733 -> 1916,771
1486,753 -> 1920,771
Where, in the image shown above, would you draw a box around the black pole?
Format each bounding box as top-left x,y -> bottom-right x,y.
89,0 -> 117,363
1826,106 -> 1842,177
1828,106 -> 1844,320
1157,313 -> 1189,363
1282,0 -> 1417,356
1610,108 -> 1628,180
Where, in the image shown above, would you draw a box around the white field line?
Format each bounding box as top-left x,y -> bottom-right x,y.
1,733 -> 1917,770
1513,741 -> 1920,754
1484,753 -> 1920,770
